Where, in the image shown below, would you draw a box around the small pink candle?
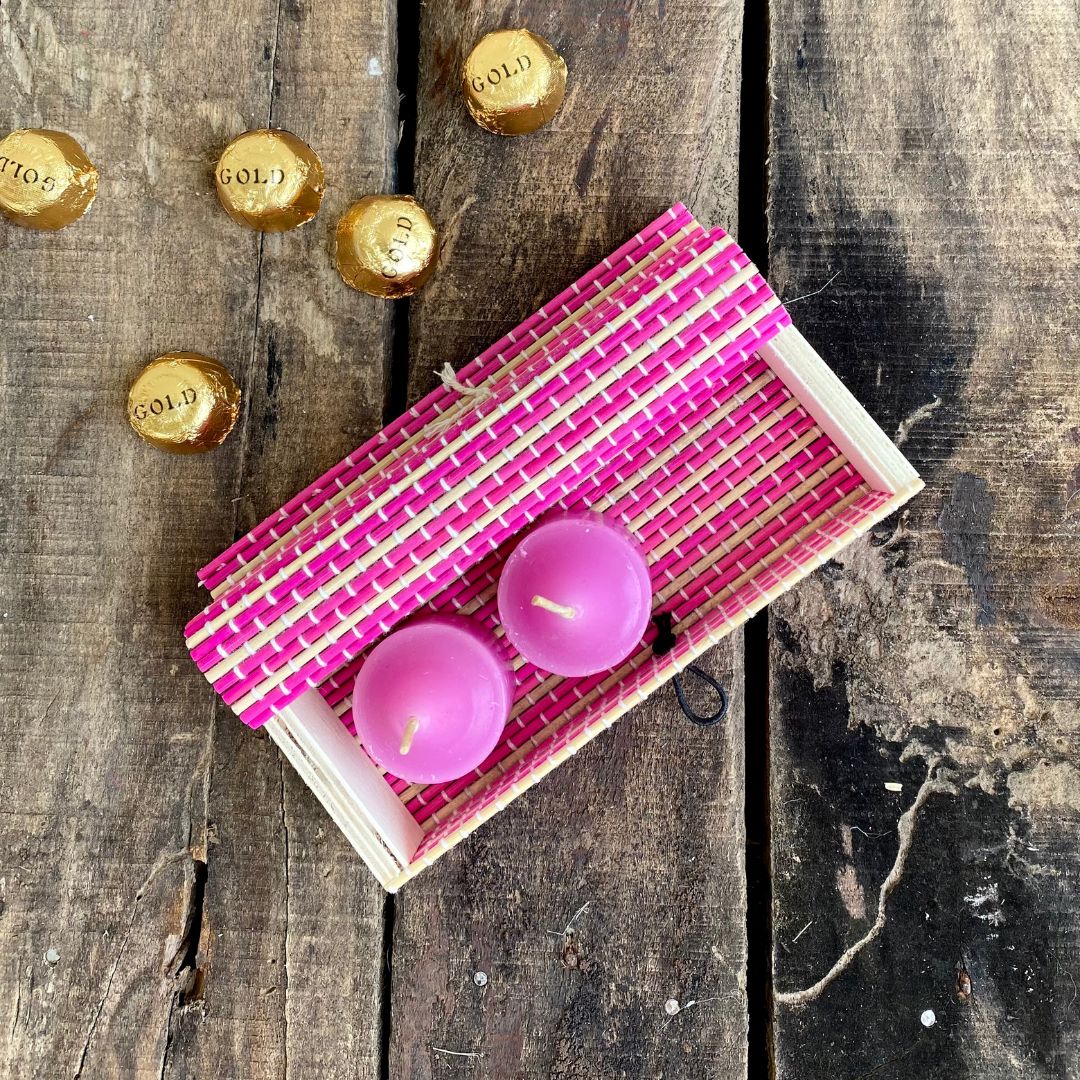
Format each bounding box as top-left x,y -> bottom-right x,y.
497,512 -> 652,677
352,616 -> 512,784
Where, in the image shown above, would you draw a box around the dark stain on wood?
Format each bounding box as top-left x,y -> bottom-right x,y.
769,3 -> 1080,1077
766,153 -> 974,485
427,35 -> 459,106
770,650 -> 1071,1076
939,472 -> 998,626
795,31 -> 808,70
265,331 -> 283,400
574,105 -> 610,197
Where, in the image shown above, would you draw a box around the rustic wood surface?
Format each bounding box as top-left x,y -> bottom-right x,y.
1,4 -> 284,1076
159,3 -> 398,1078
768,1 -> 1080,1077
1,1 -> 1076,1079
389,4 -> 749,1078
0,1 -> 395,1077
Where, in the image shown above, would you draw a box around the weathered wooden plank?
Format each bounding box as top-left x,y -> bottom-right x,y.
0,1 -> 396,1077
161,2 -> 397,1078
767,1 -> 1080,1075
0,3 -> 279,1076
390,4 -> 749,1077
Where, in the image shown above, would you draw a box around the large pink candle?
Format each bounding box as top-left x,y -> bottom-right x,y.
352,616 -> 512,784
497,512 -> 652,677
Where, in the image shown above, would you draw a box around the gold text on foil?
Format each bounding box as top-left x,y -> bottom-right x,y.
131,387 -> 198,421
0,157 -> 57,192
381,215 -> 414,279
470,54 -> 533,94
217,167 -> 286,186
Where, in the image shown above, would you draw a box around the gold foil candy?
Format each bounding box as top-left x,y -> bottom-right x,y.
214,129 -> 324,231
128,353 -> 241,454
0,129 -> 98,230
462,29 -> 567,136
335,195 -> 439,299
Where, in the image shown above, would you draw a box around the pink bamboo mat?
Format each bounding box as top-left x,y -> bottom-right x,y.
185,203 -> 899,861
186,204 -> 793,726
196,205 -> 696,593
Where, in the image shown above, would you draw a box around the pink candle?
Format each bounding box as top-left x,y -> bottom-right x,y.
497,512 -> 652,677
352,616 -> 512,784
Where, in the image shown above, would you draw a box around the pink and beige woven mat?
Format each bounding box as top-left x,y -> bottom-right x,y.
185,203 -> 921,888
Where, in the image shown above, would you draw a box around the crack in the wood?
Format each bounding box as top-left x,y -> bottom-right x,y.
377,5 -> 422,1073
279,757 -> 291,1080
738,0 -> 770,269
70,849 -> 196,1076
183,703 -> 216,863
71,864 -> 157,1079
157,692 -> 218,1074
227,0 -> 284,510
157,996 -> 175,1080
744,610 -> 774,1074
774,764 -> 959,1007
383,0 -> 422,426
739,0 -> 774,1074
24,968 -> 34,1041
377,891 -> 396,1080
574,105 -> 611,198
266,0 -> 285,128
232,230 -> 270,492
164,858 -> 209,1006
10,969 -> 21,1042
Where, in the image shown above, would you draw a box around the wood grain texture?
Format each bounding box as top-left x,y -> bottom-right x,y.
0,1 -> 395,1077
162,2 -> 397,1077
389,3 -> 749,1077
10,0 -> 1078,1075
0,4 -> 273,1075
767,1 -> 1080,1075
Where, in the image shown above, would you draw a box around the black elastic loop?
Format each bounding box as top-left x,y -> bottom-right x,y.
652,613 -> 729,727
652,611 -> 676,656
673,666 -> 729,727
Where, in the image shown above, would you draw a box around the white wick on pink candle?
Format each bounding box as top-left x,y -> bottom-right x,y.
399,715 -> 420,755
531,594 -> 576,620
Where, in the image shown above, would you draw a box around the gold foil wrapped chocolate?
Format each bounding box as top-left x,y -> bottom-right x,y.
0,129 -> 98,230
335,195 -> 439,298
462,29 -> 567,136
214,129 -> 324,231
128,353 -> 241,454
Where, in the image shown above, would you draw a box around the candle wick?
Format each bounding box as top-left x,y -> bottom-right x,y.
399,716 -> 420,755
531,594 -> 576,620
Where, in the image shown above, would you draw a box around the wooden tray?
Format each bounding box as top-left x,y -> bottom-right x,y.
185,204 -> 921,890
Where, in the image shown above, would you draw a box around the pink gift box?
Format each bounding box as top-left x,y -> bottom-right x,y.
185,204 -> 922,890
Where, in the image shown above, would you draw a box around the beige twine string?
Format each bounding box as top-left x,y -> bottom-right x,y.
428,363 -> 493,435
